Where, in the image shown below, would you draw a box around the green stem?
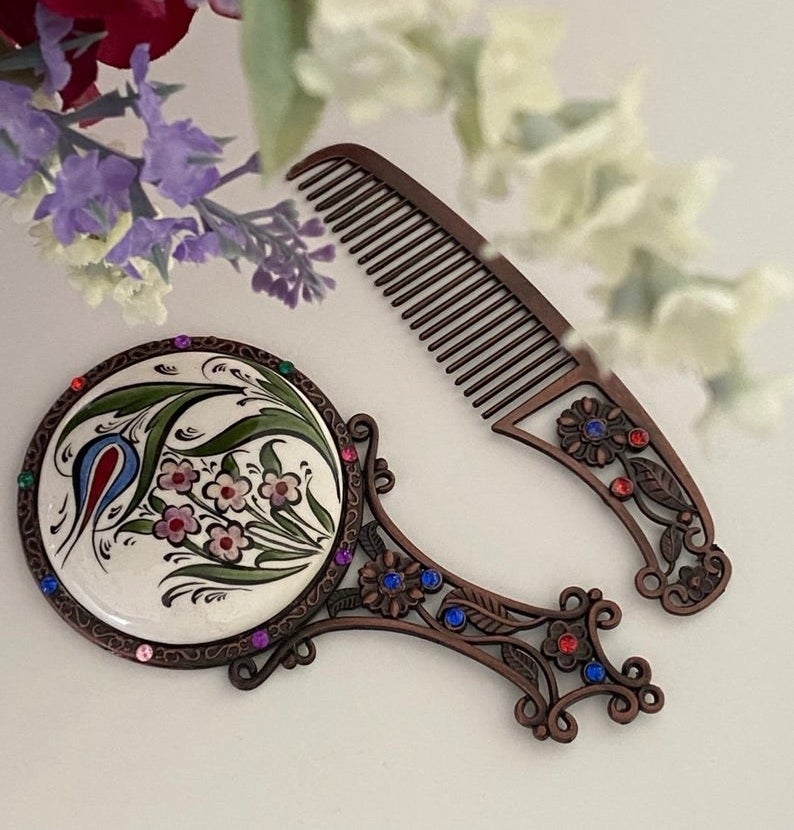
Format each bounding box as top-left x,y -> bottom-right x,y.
285,504 -> 329,540
247,529 -> 313,555
58,125 -> 142,166
185,489 -> 223,520
246,525 -> 316,553
179,537 -> 216,562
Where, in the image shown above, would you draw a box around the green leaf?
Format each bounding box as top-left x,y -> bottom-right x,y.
241,0 -> 325,177
162,562 -> 308,587
117,519 -> 155,535
119,386 -> 241,522
254,549 -> 314,564
258,439 -> 284,476
150,243 -> 170,283
243,358 -> 312,421
58,382 -> 235,448
272,508 -> 316,545
306,481 -> 335,534
183,409 -> 335,474
247,519 -> 303,542
149,493 -> 167,514
0,42 -> 44,73
129,179 -> 157,219
240,358 -> 340,493
61,90 -> 130,125
221,453 -> 240,478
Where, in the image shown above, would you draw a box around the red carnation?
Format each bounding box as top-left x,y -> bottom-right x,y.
0,0 -> 197,108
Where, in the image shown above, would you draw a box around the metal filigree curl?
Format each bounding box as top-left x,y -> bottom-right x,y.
229,412 -> 663,743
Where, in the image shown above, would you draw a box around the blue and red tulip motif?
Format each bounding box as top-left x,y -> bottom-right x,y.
59,434 -> 139,560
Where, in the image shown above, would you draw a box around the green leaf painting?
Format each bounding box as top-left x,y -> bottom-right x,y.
58,382 -> 239,449
183,408 -> 335,475
306,481 -> 335,534
259,439 -> 285,475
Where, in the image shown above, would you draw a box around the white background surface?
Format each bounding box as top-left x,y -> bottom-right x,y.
1,3 -> 793,828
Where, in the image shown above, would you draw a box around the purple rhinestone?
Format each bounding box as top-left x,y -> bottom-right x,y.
173,334 -> 191,349
251,629 -> 270,650
334,547 -> 353,566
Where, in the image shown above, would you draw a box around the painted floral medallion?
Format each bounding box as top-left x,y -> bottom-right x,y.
19,338 -> 360,665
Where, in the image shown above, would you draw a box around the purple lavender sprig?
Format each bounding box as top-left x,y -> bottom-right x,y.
0,38 -> 335,313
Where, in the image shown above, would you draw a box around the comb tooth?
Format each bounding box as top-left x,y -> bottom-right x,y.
368,234 -> 454,282
297,159 -> 349,191
454,325 -> 548,386
375,245 -> 471,296
403,269 -> 489,324
323,181 -> 385,223
292,150 -> 584,430
371,239 -> 459,290
349,207 -> 422,254
390,254 -> 475,303
445,314 -> 535,373
305,165 -> 361,200
427,295 -> 517,351
384,248 -> 469,296
471,345 -> 563,405
353,215 -> 424,262
337,194 -> 403,238
481,356 -> 576,419
362,225 -> 439,271
461,333 -> 557,394
434,304 -> 524,359
417,283 -> 506,340
314,172 -> 375,212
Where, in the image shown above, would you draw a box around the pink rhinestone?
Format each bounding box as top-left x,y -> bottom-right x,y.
340,445 -> 357,463
135,643 -> 154,663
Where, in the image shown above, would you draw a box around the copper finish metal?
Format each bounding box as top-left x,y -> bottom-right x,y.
229,413 -> 664,743
18,340 -> 663,744
287,144 -> 731,616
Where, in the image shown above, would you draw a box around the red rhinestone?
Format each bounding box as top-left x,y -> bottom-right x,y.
610,476 -> 634,499
558,633 -> 579,655
340,445 -> 357,463
70,376 -> 86,392
628,427 -> 650,449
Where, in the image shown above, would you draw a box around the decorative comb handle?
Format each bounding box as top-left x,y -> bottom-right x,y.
229,414 -> 664,743
493,373 -> 731,615
287,143 -> 731,615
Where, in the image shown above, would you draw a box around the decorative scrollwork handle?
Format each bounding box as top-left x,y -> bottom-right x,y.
229,413 -> 664,744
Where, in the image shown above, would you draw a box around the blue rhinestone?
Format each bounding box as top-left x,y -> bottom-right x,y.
381,571 -> 403,591
40,575 -> 59,596
584,661 -> 607,684
421,569 -> 442,591
443,606 -> 466,630
583,418 -> 607,440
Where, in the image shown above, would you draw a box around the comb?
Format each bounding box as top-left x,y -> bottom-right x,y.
287,144 -> 731,616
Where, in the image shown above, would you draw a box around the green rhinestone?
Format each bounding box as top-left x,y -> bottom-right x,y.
277,360 -> 295,376
17,470 -> 35,489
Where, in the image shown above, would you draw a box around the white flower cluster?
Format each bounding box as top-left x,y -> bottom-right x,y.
295,0 -> 473,124
295,2 -> 792,433
7,164 -> 169,325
